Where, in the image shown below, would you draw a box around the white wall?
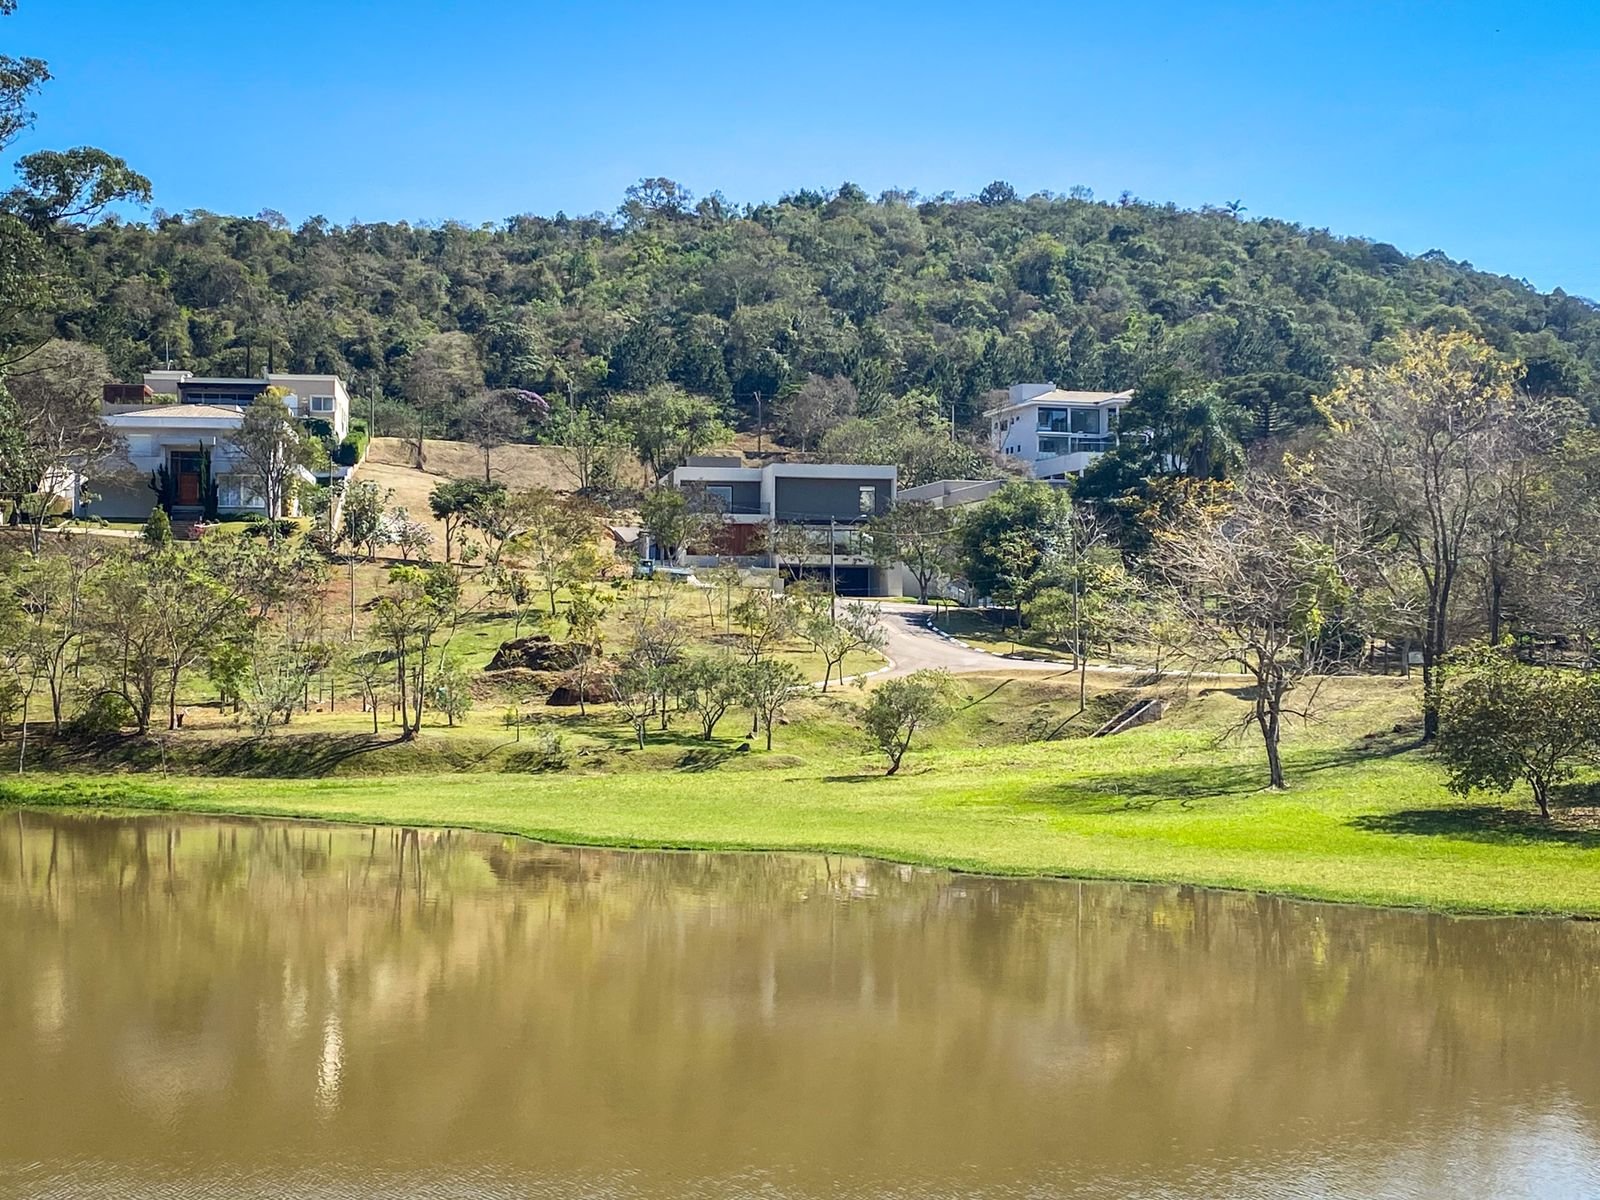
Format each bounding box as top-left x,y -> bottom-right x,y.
268,374 -> 351,438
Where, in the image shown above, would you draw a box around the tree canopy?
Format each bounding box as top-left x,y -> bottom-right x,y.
17,178 -> 1599,447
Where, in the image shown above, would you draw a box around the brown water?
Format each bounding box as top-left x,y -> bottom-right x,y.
1,809 -> 1598,1199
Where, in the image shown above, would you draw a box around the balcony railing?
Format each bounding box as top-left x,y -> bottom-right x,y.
1036,435 -> 1117,456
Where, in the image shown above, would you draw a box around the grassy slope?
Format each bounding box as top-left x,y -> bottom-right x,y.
8,675 -> 1600,916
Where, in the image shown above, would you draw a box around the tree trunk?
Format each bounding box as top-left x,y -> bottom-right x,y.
1488,568 -> 1505,645
1532,777 -> 1551,819
1420,647 -> 1441,741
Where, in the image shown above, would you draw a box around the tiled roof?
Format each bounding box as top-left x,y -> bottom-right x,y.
108,404 -> 246,421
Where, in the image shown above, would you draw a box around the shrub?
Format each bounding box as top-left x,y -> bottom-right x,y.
66,692 -> 135,739
1437,644 -> 1600,818
142,506 -> 173,546
334,421 -> 370,467
524,724 -> 567,771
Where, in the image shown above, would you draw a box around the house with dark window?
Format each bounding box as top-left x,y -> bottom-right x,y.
988,383 -> 1132,480
661,458 -> 899,596
68,370 -> 354,524
138,370 -> 352,438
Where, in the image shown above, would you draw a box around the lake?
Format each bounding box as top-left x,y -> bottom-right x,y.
2,808 -> 1598,1199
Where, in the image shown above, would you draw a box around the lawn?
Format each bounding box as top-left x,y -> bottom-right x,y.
8,673 -> 1600,917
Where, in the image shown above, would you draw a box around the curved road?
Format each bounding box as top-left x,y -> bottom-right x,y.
872,602 -> 1076,679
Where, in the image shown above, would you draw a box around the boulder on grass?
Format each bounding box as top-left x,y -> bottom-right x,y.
486,635 -> 597,673
547,675 -> 613,707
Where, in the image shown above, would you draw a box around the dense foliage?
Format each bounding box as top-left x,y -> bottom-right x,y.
33,179 -> 1600,440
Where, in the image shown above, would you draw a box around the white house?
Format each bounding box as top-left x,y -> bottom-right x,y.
69,404 -> 319,522
989,383 -> 1133,480
662,457 -> 899,596
69,369 -> 354,523
137,370 -> 353,439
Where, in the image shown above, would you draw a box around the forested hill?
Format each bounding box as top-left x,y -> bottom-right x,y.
50,182 -> 1600,431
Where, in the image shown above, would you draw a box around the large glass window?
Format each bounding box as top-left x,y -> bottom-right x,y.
1037,407 -> 1101,434
859,485 -> 876,514
310,395 -> 335,413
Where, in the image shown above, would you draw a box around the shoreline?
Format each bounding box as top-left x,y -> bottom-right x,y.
7,765 -> 1599,920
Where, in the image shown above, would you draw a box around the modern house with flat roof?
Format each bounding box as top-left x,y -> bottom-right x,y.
67,370 -> 355,525
70,404 -> 318,524
662,457 -> 899,596
139,370 -> 353,438
989,383 -> 1133,480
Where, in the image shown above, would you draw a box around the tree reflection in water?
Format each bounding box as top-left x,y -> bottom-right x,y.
2,808 -> 1598,1199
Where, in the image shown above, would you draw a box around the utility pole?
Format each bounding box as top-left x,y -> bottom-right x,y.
755,391 -> 763,456
1071,516 -> 1086,713
829,516 -> 838,619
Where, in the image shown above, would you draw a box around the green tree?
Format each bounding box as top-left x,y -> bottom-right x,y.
429,652 -> 474,728
610,384 -> 732,480
640,487 -> 714,565
226,388 -> 318,522
866,500 -> 957,603
861,669 -> 958,776
371,563 -> 460,739
741,658 -> 807,750
1316,329 -> 1534,739
1437,645 -> 1600,819
429,477 -> 505,563
673,653 -> 745,741
548,405 -> 627,493
794,596 -> 886,691
957,481 -> 1073,625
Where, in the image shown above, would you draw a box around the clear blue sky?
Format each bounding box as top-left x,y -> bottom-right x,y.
8,0 -> 1600,297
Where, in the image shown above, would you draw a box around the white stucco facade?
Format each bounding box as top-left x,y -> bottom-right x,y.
72,404 -> 312,520
988,383 -> 1133,479
140,370 -> 353,439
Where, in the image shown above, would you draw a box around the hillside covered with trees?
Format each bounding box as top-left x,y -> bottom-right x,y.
39,178 -> 1600,443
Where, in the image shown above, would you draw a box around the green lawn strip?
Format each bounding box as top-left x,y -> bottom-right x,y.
7,729 -> 1599,915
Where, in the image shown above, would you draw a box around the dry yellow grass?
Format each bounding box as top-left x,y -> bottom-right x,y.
354,437 -> 645,539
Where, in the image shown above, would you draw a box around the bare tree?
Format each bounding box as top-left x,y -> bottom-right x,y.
775,373 -> 858,452
404,332 -> 480,468
3,339 -> 119,549
461,388 -> 547,482
1155,472 -> 1364,789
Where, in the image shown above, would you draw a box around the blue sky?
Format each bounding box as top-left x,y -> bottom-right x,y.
8,0 -> 1600,297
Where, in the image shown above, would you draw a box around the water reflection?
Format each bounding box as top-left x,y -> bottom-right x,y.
2,808 -> 1598,1199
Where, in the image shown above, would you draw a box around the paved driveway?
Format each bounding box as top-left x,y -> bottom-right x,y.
871,602 -> 1076,679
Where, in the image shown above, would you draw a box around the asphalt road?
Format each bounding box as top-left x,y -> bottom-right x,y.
871,602 -> 1077,679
